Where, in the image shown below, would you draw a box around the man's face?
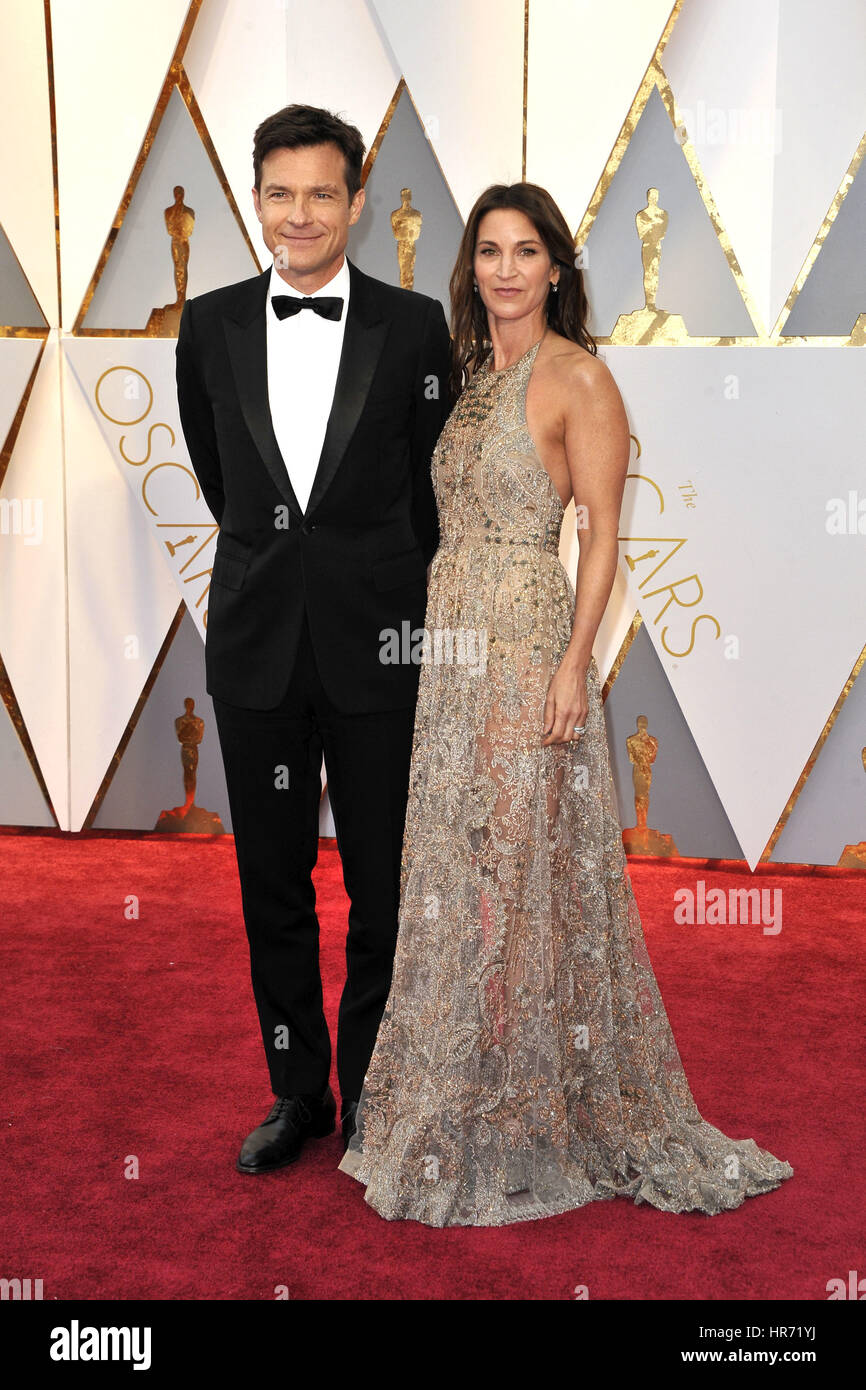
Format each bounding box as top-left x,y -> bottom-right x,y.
252,142 -> 364,286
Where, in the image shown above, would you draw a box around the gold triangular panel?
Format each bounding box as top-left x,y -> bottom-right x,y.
0,654 -> 56,828
89,605 -> 228,833
782,131 -> 866,340
348,82 -> 464,309
603,622 -> 743,860
766,644 -> 866,867
580,84 -> 756,343
0,223 -> 48,331
79,79 -> 258,335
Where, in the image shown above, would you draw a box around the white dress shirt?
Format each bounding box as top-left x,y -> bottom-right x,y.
265,256 -> 350,514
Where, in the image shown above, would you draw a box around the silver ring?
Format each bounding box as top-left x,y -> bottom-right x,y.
572,725 -> 586,734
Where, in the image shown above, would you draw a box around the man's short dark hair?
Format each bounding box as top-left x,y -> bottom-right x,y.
252,104 -> 366,200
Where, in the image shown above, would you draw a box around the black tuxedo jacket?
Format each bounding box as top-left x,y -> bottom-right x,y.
175,257 -> 452,712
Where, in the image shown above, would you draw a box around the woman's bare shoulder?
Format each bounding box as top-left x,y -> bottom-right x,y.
541,332 -> 617,398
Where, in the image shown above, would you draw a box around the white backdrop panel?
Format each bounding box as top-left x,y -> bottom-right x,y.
63,341 -> 184,830
526,0 -> 675,236
51,0 -> 191,328
608,342 -> 866,868
0,340 -> 42,447
771,0 -> 866,330
65,339 -> 216,644
663,0 -> 866,336
184,0 -> 401,261
662,0 -> 780,338
371,0 -> 524,217
0,338 -> 68,825
0,0 -> 57,322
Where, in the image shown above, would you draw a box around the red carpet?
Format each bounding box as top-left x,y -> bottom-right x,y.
1,831 -> 862,1301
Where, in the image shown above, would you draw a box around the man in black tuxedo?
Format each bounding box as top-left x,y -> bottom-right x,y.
175,105 -> 451,1174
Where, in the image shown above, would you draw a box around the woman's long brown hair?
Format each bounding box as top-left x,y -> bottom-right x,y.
448,182 -> 597,402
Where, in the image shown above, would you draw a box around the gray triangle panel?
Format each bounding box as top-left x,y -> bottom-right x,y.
0,695 -> 54,826
92,607 -> 232,832
582,87 -> 755,340
771,658 -> 866,865
0,224 -> 47,329
347,87 -> 464,310
784,153 -> 866,336
603,622 -> 743,858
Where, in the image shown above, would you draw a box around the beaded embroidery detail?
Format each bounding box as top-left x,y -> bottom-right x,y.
339,338 -> 793,1225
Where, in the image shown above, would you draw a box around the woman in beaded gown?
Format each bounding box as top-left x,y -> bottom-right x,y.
338,183 -> 793,1227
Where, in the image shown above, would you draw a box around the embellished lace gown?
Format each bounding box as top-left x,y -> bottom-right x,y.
338,338 -> 793,1226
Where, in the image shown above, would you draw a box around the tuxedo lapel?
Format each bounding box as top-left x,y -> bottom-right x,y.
223,269 -> 303,520
222,258 -> 387,521
304,258 -> 388,517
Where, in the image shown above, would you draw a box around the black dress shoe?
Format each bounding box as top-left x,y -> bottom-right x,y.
340,1099 -> 359,1154
237,1085 -> 336,1174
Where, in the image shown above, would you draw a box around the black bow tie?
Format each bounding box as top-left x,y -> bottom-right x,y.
271,294 -> 343,322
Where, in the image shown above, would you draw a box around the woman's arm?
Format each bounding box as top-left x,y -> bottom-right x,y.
541,354 -> 631,747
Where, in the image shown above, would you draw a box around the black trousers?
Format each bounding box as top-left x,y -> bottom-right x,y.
212,612 -> 416,1102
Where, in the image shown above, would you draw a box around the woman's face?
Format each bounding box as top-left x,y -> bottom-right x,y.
473,208 -> 558,322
